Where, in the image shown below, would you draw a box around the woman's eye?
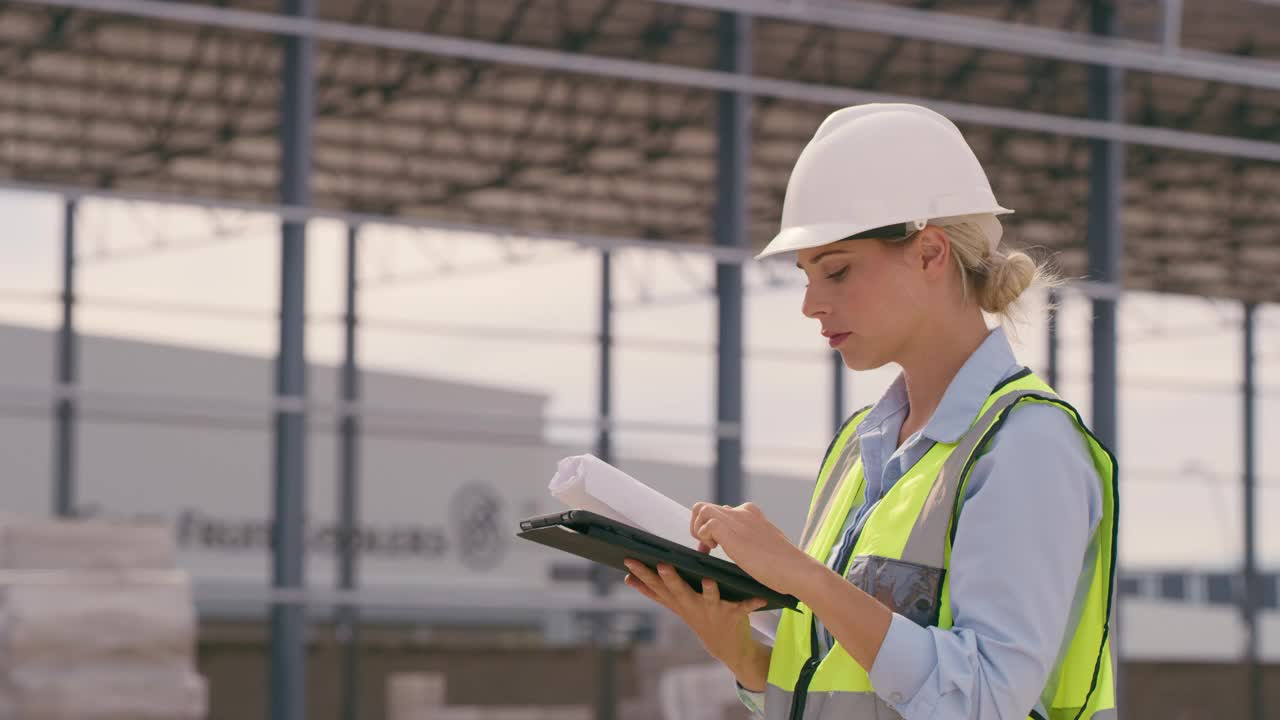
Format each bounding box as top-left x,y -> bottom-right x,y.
825,267 -> 848,281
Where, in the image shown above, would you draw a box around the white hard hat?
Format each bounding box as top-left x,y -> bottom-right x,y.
755,103 -> 1013,261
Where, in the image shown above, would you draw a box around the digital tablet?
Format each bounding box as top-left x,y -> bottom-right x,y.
517,509 -> 799,612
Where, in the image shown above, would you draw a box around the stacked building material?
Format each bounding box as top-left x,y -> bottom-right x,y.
0,515 -> 206,720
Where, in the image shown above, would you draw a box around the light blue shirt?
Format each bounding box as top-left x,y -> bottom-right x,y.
738,327 -> 1104,719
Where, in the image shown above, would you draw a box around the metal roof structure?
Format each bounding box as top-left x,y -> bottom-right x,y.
4,4 -> 1277,720
3,0 -> 1279,301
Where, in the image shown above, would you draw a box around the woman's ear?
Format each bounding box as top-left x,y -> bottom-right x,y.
915,226 -> 951,277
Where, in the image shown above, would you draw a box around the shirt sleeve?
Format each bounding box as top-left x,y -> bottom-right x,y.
866,403 -> 1105,719
735,682 -> 767,718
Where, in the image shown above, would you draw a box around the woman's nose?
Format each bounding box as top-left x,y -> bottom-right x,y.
802,286 -> 828,319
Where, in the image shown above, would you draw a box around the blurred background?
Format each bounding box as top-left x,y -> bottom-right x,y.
0,1 -> 1277,719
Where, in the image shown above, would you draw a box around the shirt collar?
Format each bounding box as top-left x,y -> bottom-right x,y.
921,326 -> 1022,444
857,326 -> 1022,445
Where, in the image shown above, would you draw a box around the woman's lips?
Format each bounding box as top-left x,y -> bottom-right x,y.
828,332 -> 851,348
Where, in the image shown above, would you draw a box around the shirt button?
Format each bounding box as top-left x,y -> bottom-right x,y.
890,692 -> 905,704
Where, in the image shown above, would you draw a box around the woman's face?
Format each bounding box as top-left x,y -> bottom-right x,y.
796,236 -> 927,371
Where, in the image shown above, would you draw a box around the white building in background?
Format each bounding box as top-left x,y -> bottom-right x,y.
0,323 -> 1276,661
0,323 -> 813,633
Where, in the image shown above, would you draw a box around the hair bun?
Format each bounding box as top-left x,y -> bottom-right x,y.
978,250 -> 1037,315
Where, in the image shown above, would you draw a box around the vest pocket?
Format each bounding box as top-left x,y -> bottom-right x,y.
845,555 -> 944,628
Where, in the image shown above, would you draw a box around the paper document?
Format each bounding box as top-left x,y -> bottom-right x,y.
549,454 -> 780,641
550,455 -> 729,561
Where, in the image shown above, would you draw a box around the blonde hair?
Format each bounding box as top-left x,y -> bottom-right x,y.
936,221 -> 1057,323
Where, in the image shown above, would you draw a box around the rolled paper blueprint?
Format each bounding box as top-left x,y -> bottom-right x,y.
548,453 -> 778,641
549,455 -> 731,562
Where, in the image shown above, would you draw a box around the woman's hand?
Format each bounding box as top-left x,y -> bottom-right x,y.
690,502 -> 819,596
622,559 -> 769,685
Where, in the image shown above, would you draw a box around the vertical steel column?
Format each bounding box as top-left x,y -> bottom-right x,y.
832,352 -> 846,435
714,11 -> 750,507
53,197 -> 77,517
593,248 -> 616,720
271,1 -> 313,718
1160,0 -> 1183,54
597,250 -> 613,466
1088,1 -> 1124,712
337,224 -> 360,720
1046,288 -> 1060,390
1242,302 -> 1262,720
1088,0 -> 1123,452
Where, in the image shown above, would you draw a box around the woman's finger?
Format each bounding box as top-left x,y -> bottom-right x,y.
689,502 -> 706,540
655,563 -> 698,604
623,574 -> 666,606
691,504 -> 730,542
701,578 -> 721,604
694,516 -> 721,546
623,560 -> 673,604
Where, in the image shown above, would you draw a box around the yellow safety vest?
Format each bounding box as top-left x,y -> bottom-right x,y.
765,371 -> 1118,720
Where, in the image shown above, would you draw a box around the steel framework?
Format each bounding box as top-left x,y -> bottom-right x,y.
2,2 -> 1275,720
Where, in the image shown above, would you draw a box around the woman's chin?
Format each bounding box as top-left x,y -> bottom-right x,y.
839,346 -> 887,373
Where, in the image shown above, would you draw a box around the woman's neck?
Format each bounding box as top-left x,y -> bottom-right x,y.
896,309 -> 992,442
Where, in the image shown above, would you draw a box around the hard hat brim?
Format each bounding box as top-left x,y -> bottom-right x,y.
754,221 -> 898,261
755,209 -> 1013,261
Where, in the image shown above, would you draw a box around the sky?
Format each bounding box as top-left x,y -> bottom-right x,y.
1,188 -> 1278,569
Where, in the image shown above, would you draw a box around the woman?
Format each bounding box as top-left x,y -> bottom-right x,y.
621,104 -> 1117,720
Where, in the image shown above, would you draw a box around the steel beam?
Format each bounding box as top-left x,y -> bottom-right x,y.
18,34 -> 1256,166
1161,0 -> 1183,54
597,250 -> 614,465
53,197 -> 76,517
1086,2 -> 1123,713
1242,301 -> 1262,720
15,0 -> 1280,162
0,179 -> 758,265
337,223 -> 360,720
26,0 -> 1280,92
593,247 -> 616,720
269,0 -> 313,718
660,0 -> 1280,91
1087,0 -> 1122,451
713,11 -> 749,507
0,181 -> 1243,305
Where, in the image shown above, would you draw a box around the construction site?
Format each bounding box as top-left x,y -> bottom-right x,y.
0,1 -> 1277,719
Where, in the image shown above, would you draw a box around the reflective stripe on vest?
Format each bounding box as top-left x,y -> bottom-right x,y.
798,407 -> 870,553
765,372 -> 1119,720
